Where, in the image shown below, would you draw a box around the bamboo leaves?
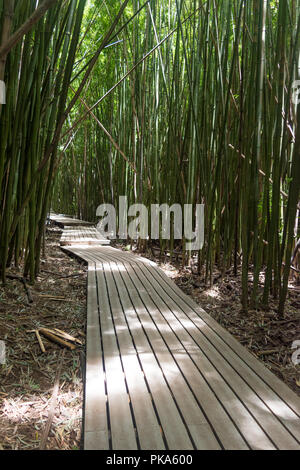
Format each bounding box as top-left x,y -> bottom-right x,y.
1,0 -> 299,316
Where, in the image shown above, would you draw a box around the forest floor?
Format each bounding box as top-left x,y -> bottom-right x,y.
0,233 -> 299,451
0,226 -> 86,450
113,242 -> 300,398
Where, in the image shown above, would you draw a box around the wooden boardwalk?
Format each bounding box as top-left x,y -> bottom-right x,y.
51,215 -> 300,450
48,213 -> 94,227
60,227 -> 110,246
49,213 -> 109,245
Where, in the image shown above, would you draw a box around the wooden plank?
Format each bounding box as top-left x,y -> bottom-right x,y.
60,242 -> 300,450
123,260 -> 299,448
97,254 -> 242,450
133,260 -> 300,447
95,264 -> 138,450
148,265 -> 300,402
149,263 -> 300,415
100,263 -> 166,450
100,258 -> 200,450
100,254 -> 251,450
100,250 -> 300,450
60,226 -> 110,246
124,263 -> 277,450
97,259 -> 194,450
84,265 -> 109,450
106,247 -> 299,414
85,431 -> 109,450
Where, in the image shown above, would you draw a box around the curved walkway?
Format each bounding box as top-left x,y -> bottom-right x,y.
51,214 -> 300,450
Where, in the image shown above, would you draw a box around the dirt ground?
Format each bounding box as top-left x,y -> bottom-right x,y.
0,232 -> 299,451
0,226 -> 86,450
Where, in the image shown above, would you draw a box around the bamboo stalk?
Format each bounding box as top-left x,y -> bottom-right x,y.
39,328 -> 77,350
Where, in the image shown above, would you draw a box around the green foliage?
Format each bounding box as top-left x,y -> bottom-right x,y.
0,0 -> 299,316
53,0 -> 300,314
0,0 -> 87,282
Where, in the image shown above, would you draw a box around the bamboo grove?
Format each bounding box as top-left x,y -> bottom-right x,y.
1,1 -> 300,316
0,0 -> 129,282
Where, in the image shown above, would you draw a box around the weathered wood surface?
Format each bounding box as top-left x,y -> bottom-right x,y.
49,213 -> 110,245
52,216 -> 300,450
48,213 -> 94,227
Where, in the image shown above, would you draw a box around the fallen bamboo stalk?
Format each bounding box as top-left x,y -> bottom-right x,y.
54,273 -> 82,279
35,330 -> 46,353
38,294 -> 77,302
39,328 -> 76,350
257,349 -> 281,356
38,295 -> 66,299
53,328 -> 82,345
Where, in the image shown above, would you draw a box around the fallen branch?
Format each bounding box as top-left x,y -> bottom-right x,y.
39,328 -> 76,350
38,294 -> 76,302
41,269 -> 82,279
35,330 -> 46,353
38,294 -> 66,299
53,328 -> 82,345
257,349 -> 281,356
271,318 -> 298,325
54,273 -> 82,279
